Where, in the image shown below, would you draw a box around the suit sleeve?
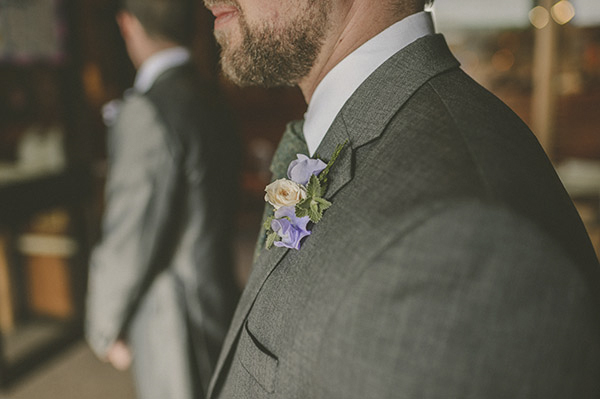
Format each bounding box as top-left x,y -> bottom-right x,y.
85,95 -> 178,357
315,201 -> 600,398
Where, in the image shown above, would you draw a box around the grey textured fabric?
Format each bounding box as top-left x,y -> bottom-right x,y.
254,120 -> 308,259
85,64 -> 240,399
208,35 -> 600,399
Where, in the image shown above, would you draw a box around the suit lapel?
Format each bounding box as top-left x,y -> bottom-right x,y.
314,34 -> 459,200
208,34 -> 460,397
313,118 -> 353,199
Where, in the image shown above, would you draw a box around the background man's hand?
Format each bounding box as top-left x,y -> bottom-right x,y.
105,339 -> 132,371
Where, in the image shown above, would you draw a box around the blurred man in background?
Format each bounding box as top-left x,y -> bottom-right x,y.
85,0 -> 240,398
202,0 -> 600,397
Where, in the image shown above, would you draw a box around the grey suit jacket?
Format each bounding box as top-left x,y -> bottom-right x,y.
86,64 -> 240,399
208,35 -> 600,398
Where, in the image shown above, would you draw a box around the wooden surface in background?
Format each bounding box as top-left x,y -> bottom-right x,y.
0,234 -> 15,334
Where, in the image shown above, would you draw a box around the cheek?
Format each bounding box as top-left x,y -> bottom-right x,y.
241,0 -> 292,26
216,19 -> 244,49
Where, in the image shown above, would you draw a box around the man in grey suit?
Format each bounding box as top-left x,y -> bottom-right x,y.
85,0 -> 240,398
203,0 -> 600,397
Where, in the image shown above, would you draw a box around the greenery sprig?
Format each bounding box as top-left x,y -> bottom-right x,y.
295,140 -> 347,223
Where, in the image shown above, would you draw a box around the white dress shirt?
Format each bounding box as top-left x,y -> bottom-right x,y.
303,11 -> 435,156
134,46 -> 191,93
103,46 -> 191,126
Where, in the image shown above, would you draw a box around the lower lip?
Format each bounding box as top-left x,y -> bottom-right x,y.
214,10 -> 238,29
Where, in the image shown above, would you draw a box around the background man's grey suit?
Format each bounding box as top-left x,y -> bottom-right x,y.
208,35 -> 600,398
86,64 -> 240,399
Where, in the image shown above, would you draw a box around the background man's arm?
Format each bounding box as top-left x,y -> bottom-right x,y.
85,95 -> 178,361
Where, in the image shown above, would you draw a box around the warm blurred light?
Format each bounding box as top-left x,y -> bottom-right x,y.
491,49 -> 515,72
458,50 -> 480,75
558,71 -> 582,96
82,62 -> 106,107
529,6 -> 550,29
551,0 -> 575,25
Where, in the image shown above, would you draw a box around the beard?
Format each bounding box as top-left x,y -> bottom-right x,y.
213,1 -> 331,87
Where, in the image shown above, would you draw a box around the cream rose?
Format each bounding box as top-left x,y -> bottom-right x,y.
264,178 -> 307,210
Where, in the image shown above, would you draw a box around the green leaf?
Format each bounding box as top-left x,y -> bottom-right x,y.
314,196 -> 332,209
310,199 -> 320,213
266,231 -> 279,249
308,206 -> 322,223
306,175 -> 322,197
296,196 -> 310,208
263,215 -> 275,231
295,203 -> 310,218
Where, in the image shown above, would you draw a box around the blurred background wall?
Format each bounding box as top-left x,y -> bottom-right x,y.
0,0 -> 599,396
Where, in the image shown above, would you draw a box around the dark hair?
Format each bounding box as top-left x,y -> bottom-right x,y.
121,0 -> 196,45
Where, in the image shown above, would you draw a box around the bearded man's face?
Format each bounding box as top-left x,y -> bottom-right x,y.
204,0 -> 332,87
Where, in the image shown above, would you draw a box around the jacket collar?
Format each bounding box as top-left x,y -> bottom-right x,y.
208,33 -> 460,397
134,46 -> 191,93
313,33 -> 459,200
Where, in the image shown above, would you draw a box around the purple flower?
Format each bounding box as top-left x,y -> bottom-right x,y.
287,154 -> 327,186
271,206 -> 311,250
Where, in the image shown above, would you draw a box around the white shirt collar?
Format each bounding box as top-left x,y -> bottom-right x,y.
303,11 -> 435,156
134,46 -> 191,93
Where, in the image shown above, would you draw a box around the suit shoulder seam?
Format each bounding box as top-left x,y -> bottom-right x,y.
425,79 -> 495,200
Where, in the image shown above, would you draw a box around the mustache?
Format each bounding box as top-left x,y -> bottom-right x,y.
203,0 -> 240,8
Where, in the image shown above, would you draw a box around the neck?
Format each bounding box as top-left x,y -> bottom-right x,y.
133,39 -> 180,70
298,4 -> 419,104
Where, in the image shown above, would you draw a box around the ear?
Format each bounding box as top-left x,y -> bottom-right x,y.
116,11 -> 134,40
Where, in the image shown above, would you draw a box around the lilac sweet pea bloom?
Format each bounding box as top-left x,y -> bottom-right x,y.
271,206 -> 311,250
287,154 -> 327,186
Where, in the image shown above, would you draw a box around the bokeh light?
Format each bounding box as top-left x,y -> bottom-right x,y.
551,0 -> 576,25
529,6 -> 550,29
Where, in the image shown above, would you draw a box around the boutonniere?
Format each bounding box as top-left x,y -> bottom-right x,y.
263,141 -> 347,250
